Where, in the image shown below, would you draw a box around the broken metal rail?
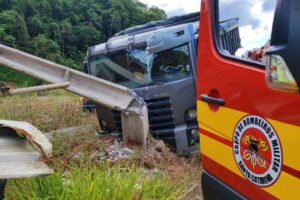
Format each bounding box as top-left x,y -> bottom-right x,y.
0,120 -> 53,179
0,44 -> 149,146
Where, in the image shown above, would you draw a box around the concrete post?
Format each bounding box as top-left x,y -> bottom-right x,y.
121,104 -> 149,148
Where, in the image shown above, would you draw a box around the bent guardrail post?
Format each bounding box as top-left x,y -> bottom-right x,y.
0,44 -> 149,147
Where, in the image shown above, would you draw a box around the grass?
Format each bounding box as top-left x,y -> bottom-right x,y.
0,94 -> 201,200
6,165 -> 183,200
0,96 -> 98,132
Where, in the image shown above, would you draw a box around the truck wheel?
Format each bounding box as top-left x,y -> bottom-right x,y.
0,179 -> 7,200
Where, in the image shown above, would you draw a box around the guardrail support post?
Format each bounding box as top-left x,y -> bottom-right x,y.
121,104 -> 149,147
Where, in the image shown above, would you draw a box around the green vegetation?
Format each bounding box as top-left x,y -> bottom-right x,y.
0,67 -> 42,86
0,0 -> 166,86
6,165 -> 182,200
0,96 -> 98,132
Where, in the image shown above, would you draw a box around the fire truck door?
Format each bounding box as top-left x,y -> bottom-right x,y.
197,0 -> 300,199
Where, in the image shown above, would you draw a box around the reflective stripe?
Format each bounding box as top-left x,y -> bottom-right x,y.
198,101 -> 300,199
198,101 -> 300,171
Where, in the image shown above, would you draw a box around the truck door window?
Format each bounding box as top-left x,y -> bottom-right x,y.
151,44 -> 191,83
218,0 -> 276,65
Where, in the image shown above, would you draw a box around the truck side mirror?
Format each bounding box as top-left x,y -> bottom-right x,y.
265,0 -> 300,93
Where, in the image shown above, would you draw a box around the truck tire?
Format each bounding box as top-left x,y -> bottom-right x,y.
0,179 -> 7,200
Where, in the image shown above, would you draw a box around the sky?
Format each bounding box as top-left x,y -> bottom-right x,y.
139,0 -> 201,17
140,0 -> 276,56
219,0 -> 276,56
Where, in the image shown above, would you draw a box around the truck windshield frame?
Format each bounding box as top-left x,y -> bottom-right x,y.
88,44 -> 193,89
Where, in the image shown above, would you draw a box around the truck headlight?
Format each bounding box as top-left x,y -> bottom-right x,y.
187,109 -> 197,120
100,119 -> 108,127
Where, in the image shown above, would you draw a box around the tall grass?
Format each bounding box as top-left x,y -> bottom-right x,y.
0,96 -> 98,132
6,165 -> 183,200
0,95 -> 194,199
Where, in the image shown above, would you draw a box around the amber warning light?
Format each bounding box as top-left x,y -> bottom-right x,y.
265,55 -> 299,93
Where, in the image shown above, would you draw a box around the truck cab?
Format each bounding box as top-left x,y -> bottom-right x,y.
198,0 -> 300,199
85,13 -> 240,155
84,13 -> 199,155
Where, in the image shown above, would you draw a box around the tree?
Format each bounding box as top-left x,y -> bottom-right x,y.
33,34 -> 60,61
0,10 -> 30,47
0,0 -> 13,10
0,0 -> 167,86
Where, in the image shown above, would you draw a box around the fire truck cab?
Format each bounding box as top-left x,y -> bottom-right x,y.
198,0 -> 300,199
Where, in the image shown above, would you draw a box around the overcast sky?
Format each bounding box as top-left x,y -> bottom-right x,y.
219,0 -> 276,55
139,0 -> 201,17
140,0 -> 276,56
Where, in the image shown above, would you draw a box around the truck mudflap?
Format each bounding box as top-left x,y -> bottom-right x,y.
0,120 -> 53,179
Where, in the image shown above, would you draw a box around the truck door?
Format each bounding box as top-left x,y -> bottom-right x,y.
198,0 -> 300,199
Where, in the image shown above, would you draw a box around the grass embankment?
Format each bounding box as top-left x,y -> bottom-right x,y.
0,96 -> 201,200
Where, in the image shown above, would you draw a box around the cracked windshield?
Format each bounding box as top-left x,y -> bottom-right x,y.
89,45 -> 192,89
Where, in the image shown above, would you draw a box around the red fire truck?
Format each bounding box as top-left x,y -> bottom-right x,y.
198,0 -> 300,199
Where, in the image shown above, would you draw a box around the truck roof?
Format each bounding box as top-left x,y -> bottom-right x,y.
89,20 -> 199,56
114,12 -> 200,37
89,14 -> 240,56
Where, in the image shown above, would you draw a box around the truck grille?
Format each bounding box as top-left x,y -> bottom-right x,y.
112,97 -> 176,149
112,110 -> 122,131
146,97 -> 176,149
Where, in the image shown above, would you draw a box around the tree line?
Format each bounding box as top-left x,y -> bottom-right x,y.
0,0 -> 166,86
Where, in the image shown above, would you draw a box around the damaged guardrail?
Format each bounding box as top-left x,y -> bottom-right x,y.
0,120 -> 53,200
0,44 -> 149,146
0,120 -> 53,179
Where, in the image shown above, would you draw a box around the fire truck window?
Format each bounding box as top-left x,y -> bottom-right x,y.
218,0 -> 276,64
151,45 -> 192,83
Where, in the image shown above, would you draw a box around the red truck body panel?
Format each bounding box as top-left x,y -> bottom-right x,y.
197,0 -> 300,199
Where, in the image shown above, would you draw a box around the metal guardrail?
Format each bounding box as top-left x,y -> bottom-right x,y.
0,120 -> 53,179
0,44 -> 149,146
0,44 -> 136,111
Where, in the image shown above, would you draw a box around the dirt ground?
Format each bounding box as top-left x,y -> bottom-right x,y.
0,96 -> 204,199
131,136 -> 204,200
49,127 -> 204,200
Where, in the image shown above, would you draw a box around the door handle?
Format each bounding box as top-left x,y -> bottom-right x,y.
200,94 -> 225,106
